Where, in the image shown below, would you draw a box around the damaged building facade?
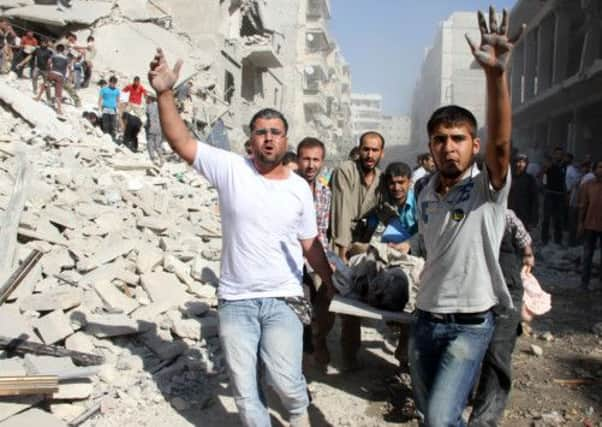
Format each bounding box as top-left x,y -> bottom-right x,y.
509,0 -> 602,161
409,12 -> 487,150
1,0 -> 353,158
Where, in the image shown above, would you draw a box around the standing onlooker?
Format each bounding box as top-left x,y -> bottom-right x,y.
410,8 -> 520,425
122,76 -> 147,117
508,153 -> 538,229
469,209 -> 534,426
145,94 -> 163,165
25,37 -> 52,96
314,131 -> 384,371
412,153 -> 436,183
35,44 -> 72,116
82,35 -> 96,88
98,76 -> 120,139
541,147 -> 566,245
566,157 -> 585,246
578,160 -> 602,290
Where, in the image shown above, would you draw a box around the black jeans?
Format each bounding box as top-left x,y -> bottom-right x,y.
541,192 -> 565,244
582,230 -> 602,286
101,112 -> 117,139
469,309 -> 521,427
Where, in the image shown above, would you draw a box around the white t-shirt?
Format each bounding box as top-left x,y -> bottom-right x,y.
412,166 -> 427,183
193,142 -> 318,300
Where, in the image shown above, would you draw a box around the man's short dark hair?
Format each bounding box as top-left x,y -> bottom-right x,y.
249,108 -> 289,135
297,137 -> 325,158
282,151 -> 297,166
427,105 -> 478,138
56,44 -> 65,52
87,36 -> 94,42
133,76 -> 140,82
348,146 -> 359,160
109,76 -> 117,84
359,131 -> 385,149
383,161 -> 412,181
593,159 -> 602,170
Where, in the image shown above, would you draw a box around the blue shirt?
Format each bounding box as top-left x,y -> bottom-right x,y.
100,86 -> 120,110
369,190 -> 418,243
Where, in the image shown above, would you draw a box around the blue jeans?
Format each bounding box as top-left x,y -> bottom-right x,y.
409,310 -> 495,427
218,298 -> 309,427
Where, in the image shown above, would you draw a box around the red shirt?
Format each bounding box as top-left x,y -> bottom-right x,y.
123,84 -> 147,105
21,35 -> 38,47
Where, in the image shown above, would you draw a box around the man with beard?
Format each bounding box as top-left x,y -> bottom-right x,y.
410,7 -> 523,425
313,131 -> 384,371
148,48 -> 334,427
508,153 -> 538,229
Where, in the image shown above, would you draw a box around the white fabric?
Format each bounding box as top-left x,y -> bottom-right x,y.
193,142 -> 317,300
412,166 -> 427,183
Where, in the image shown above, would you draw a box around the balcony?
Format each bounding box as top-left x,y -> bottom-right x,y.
241,33 -> 284,68
303,80 -> 327,113
304,54 -> 329,82
306,0 -> 331,19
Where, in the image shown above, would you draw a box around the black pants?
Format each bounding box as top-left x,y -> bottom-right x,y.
582,230 -> 602,286
101,112 -> 117,139
469,309 -> 521,427
541,192 -> 564,244
122,113 -> 142,152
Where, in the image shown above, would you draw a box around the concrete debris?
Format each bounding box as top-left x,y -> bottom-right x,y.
83,313 -> 140,338
4,0 -> 112,26
530,344 -> 544,357
0,408 -> 67,427
19,286 -> 82,312
32,310 -> 75,344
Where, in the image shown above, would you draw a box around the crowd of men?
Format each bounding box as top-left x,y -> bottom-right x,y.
0,21 -> 168,163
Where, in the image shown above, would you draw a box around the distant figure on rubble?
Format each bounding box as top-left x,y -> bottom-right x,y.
148,48 -> 334,427
314,130 -> 384,372
98,75 -> 120,139
145,94 -> 163,165
409,7 -> 524,425
508,153 -> 538,230
578,160 -> 602,291
469,209 -> 534,426
34,43 -> 80,116
17,37 -> 51,97
122,76 -> 147,117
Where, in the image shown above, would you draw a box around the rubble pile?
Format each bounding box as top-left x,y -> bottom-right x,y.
0,74 -> 227,426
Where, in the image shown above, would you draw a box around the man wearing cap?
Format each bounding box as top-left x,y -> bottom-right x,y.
509,153 -> 538,229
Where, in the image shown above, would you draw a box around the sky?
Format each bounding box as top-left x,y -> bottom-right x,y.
329,0 -> 517,116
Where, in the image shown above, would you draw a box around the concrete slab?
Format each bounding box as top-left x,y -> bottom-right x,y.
65,331 -> 95,354
0,408 -> 67,427
84,313 -> 140,338
77,238 -> 135,273
4,0 -> 112,26
140,271 -> 190,305
117,0 -> 167,21
19,287 -> 83,312
0,82 -> 73,141
0,304 -> 40,342
32,310 -> 74,344
93,280 -> 139,314
135,246 -> 163,274
0,396 -> 42,424
93,21 -> 199,86
0,1 -> 33,10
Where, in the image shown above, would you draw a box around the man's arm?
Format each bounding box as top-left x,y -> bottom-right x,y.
148,49 -> 197,164
577,183 -> 589,237
330,166 -> 353,261
466,7 -> 525,189
300,237 -> 334,296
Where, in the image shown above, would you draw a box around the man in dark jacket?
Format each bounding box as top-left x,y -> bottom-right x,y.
508,153 -> 538,229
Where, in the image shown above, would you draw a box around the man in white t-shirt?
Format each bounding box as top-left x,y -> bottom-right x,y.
148,49 -> 334,427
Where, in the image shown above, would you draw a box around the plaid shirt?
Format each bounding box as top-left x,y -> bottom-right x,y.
314,174 -> 331,249
505,209 -> 532,250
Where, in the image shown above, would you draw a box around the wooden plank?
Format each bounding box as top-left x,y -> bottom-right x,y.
328,295 -> 415,323
0,375 -> 58,397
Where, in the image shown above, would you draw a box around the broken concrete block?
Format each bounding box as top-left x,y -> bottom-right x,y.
0,407 -> 67,427
137,217 -> 169,233
163,254 -> 194,287
44,206 -> 80,230
0,396 -> 43,424
135,246 -> 164,273
23,355 -> 94,400
179,300 -> 210,317
50,403 -> 85,422
33,310 -> 74,344
130,300 -> 172,323
139,328 -> 186,361
65,331 -> 95,354
93,280 -> 139,314
0,304 -> 39,342
40,247 -> 74,277
0,359 -> 26,376
19,287 -> 82,312
76,237 -> 135,273
168,311 -> 218,340
140,271 -> 190,305
84,313 -> 140,338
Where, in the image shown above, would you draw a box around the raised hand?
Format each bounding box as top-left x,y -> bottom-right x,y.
148,48 -> 183,94
465,6 -> 526,74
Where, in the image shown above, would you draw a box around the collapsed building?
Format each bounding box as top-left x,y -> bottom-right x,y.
509,0 -> 602,161
1,0 -> 353,158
